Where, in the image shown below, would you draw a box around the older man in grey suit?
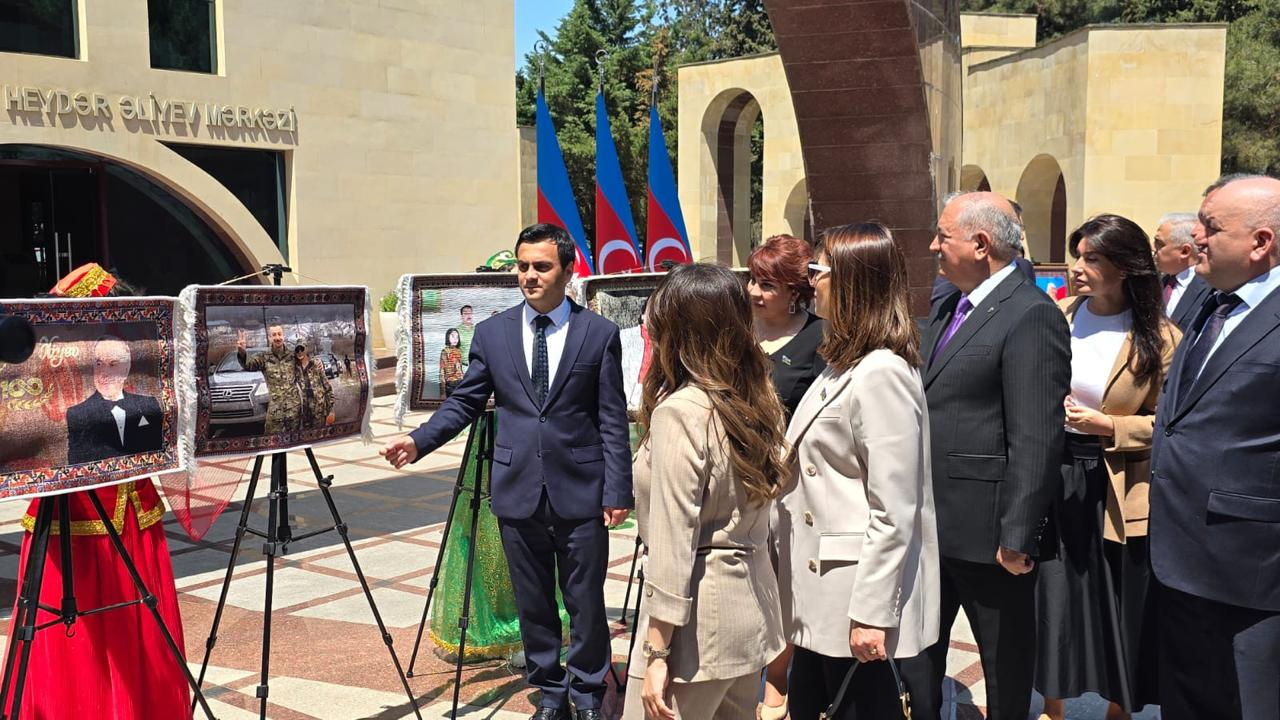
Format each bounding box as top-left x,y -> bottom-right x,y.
901,192 -> 1071,720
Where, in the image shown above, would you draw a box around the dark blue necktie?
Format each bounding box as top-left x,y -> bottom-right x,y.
533,315 -> 552,405
1178,291 -> 1242,408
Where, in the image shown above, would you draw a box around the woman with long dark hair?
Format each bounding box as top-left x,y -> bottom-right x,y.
1035,214 -> 1181,720
623,262 -> 788,719
762,222 -> 939,720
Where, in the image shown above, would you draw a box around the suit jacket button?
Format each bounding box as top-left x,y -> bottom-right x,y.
1164,429 -> 1172,437
645,587 -> 653,597
803,511 -> 814,526
808,559 -> 817,573
540,416 -> 547,423
804,464 -> 817,476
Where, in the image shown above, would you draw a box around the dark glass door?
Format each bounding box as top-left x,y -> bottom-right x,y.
0,164 -> 101,297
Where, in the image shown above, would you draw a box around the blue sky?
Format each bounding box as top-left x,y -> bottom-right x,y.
515,0 -> 575,69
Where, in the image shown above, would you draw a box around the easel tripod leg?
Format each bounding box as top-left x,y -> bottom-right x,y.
0,501 -> 55,720
304,448 -> 422,719
84,492 -> 219,720
193,454 -> 264,710
448,414 -> 491,719
405,417 -> 482,677
255,452 -> 288,719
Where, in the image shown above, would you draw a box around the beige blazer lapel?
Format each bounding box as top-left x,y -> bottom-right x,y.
785,368 -> 853,459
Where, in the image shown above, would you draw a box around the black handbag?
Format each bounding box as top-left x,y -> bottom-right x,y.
820,656 -> 911,720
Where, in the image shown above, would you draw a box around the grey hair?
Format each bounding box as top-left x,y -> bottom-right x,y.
1158,212 -> 1198,247
944,191 -> 1024,261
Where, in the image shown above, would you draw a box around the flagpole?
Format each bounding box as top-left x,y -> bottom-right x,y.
535,39 -> 547,94
594,48 -> 608,95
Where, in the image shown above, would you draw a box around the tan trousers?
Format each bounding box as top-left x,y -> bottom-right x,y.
621,670 -> 759,719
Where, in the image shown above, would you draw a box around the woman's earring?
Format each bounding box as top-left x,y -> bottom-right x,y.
788,300 -> 797,315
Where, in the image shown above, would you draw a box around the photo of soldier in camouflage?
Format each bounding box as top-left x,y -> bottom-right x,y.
205,304 -> 360,439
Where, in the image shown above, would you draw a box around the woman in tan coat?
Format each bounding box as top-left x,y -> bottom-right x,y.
1036,214 -> 1181,720
622,263 -> 789,720
762,222 -> 939,720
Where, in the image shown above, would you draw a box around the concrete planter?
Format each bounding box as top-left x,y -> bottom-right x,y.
379,311 -> 399,352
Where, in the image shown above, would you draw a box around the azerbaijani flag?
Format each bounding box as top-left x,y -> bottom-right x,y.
594,92 -> 643,274
645,103 -> 691,270
536,87 -> 594,277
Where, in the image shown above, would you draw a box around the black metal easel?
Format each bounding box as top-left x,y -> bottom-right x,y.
404,411 -> 495,718
190,264 -> 421,719
0,492 -> 219,719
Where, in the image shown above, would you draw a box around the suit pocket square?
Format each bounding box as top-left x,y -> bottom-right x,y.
137,417 -> 150,427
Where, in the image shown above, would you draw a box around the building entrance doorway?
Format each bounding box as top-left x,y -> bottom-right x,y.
0,146 -> 252,297
0,163 -> 104,296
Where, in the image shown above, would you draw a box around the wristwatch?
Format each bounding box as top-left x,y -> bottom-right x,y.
642,641 -> 671,662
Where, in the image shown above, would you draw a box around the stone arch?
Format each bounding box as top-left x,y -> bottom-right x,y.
782,178 -> 812,241
701,87 -> 763,265
1016,154 -> 1068,263
960,164 -> 992,193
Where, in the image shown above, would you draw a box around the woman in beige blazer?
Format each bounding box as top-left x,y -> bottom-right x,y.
762,222 -> 939,720
1035,214 -> 1181,720
623,263 -> 788,720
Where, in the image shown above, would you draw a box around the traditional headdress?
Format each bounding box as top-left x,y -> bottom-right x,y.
49,263 -> 117,298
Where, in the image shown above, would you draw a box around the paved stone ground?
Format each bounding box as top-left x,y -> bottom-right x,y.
0,398 -> 1160,718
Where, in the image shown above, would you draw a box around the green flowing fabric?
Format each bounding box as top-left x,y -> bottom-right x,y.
429,418 -> 570,662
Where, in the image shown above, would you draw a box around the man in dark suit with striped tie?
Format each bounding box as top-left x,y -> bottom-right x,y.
381,224 -> 632,720
901,191 -> 1071,720
1150,174 -> 1280,720
1154,211 -> 1214,331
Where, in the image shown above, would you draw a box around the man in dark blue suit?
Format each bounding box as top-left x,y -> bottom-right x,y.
1150,174 -> 1280,720
381,224 -> 632,720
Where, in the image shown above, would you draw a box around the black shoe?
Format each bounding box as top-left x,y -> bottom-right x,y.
529,708 -> 568,720
575,710 -> 603,720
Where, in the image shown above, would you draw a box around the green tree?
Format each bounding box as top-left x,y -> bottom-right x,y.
516,0 -> 777,252
516,1 -> 657,246
963,0 -> 1280,173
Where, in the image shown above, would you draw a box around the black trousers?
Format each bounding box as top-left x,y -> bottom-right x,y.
788,646 -> 902,720
498,489 -> 610,711
1158,582 -> 1280,720
897,556 -> 1038,720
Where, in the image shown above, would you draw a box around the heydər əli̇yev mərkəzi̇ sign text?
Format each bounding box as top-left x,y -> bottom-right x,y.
3,85 -> 296,132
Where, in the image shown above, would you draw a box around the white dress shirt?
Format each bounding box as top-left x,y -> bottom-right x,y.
1164,265 -> 1196,318
110,403 -> 127,445
957,261 -> 1019,321
1196,264 -> 1280,377
521,298 -> 572,380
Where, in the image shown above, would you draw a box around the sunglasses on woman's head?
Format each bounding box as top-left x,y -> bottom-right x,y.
807,262 -> 831,280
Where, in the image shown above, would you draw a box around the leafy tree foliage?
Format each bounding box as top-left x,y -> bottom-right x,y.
963,0 -> 1280,173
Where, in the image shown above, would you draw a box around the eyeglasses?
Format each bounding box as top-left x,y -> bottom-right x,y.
807,262 -> 831,280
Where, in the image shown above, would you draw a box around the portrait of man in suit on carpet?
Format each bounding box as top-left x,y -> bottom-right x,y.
65,335 -> 163,465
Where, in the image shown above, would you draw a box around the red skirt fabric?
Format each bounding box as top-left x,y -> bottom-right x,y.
6,486 -> 190,719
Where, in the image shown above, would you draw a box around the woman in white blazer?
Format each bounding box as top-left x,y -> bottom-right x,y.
761,222 -> 940,720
